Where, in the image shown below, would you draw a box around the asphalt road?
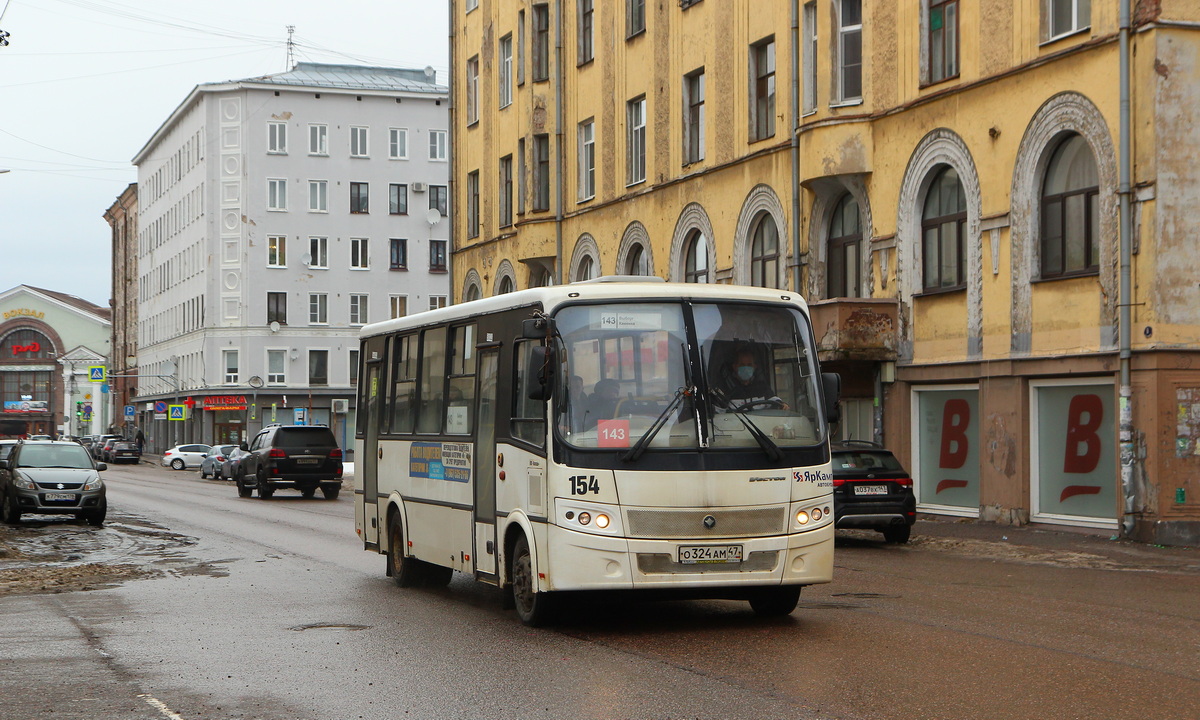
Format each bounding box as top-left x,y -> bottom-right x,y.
1,462 -> 1198,720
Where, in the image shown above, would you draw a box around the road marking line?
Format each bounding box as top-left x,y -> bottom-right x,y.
138,694 -> 185,720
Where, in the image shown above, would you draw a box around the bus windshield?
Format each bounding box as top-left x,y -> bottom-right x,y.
555,300 -> 824,452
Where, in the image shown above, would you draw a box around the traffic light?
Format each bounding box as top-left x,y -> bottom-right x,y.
76,401 -> 83,418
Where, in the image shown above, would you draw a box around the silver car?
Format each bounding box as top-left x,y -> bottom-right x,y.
0,440 -> 107,525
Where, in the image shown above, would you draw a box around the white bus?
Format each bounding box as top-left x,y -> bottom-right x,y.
354,279 -> 841,625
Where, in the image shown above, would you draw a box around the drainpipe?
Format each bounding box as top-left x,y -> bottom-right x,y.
447,0 -> 457,302
1118,0 -> 1137,536
790,0 -> 803,295
554,0 -> 565,284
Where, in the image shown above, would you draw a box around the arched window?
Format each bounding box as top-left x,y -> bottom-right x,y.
749,213 -> 780,288
0,329 -> 54,359
625,244 -> 648,275
463,284 -> 482,302
828,194 -> 861,298
497,275 -> 515,294
1041,134 -> 1099,278
529,267 -> 553,287
684,230 -> 709,283
921,166 -> 966,290
574,255 -> 597,282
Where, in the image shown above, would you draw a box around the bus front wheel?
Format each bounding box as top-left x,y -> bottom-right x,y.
749,585 -> 802,617
511,534 -> 554,626
388,513 -> 423,588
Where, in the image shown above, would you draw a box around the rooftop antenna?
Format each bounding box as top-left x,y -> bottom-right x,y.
286,25 -> 296,69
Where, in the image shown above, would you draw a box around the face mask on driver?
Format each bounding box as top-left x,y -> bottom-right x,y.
736,365 -> 755,382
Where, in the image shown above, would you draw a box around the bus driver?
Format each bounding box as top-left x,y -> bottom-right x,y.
712,344 -> 788,412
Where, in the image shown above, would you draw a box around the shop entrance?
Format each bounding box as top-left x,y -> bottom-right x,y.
213,422 -> 245,446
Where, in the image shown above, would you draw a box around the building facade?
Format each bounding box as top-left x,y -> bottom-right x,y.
0,286 -> 112,438
450,1 -> 1200,545
104,183 -> 139,436
130,63 -> 449,453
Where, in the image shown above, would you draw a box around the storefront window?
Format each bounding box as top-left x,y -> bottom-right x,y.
1032,382 -> 1116,524
915,387 -> 980,512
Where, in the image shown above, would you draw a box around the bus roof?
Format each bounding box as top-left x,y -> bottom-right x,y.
359,279 -> 811,340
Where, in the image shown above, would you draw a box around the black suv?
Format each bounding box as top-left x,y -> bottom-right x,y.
830,440 -> 915,543
237,425 -> 343,500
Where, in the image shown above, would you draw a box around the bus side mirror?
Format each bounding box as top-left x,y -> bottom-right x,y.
526,346 -> 557,401
821,372 -> 842,425
522,316 -> 556,339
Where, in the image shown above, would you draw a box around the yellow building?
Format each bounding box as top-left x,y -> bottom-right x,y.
450,0 -> 1200,545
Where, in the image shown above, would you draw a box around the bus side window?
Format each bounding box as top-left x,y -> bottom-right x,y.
445,324 -> 477,435
416,326 -> 448,434
511,341 -> 546,447
390,335 -> 418,434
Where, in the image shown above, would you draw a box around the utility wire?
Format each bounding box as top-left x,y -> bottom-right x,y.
0,128 -> 127,164
0,46 -> 272,88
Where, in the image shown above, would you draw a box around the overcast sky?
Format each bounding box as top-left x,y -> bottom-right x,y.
0,0 -> 449,308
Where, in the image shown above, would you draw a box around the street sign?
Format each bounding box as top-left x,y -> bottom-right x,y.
100,383 -> 109,394
124,405 -> 135,418
168,404 -> 186,421
82,402 -> 92,421
293,408 -> 307,426
154,400 -> 168,421
88,366 -> 106,383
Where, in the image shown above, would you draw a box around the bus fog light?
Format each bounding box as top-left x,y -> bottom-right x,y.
595,513 -> 610,529
578,512 -> 591,525
812,508 -> 823,521
796,510 -> 810,525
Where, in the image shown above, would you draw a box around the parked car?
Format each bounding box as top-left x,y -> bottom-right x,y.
200,445 -> 238,479
28,435 -> 52,441
237,425 -> 343,500
78,436 -> 95,453
217,446 -> 248,481
830,440 -> 916,544
96,436 -> 123,462
161,444 -> 212,470
108,441 -> 141,464
0,440 -> 107,525
0,439 -> 18,461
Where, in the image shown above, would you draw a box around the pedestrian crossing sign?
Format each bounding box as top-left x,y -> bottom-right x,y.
168,404 -> 186,421
88,366 -> 106,383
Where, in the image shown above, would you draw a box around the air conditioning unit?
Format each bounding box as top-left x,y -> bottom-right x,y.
412,182 -> 428,193
331,398 -> 349,414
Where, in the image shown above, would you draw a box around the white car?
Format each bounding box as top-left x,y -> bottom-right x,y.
160,444 -> 212,470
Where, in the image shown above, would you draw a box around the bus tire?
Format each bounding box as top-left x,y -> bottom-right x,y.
388,513 -> 423,588
748,585 -> 802,617
511,534 -> 554,626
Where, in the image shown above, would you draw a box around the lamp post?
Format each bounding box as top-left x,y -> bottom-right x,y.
247,375 -> 264,442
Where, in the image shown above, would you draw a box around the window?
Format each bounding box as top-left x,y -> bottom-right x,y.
350,182 -> 369,213
517,138 -> 527,215
532,4 -> 550,81
534,134 -> 551,211
430,239 -> 448,272
389,334 -> 418,433
499,155 -> 513,227
415,328 -> 445,433
267,122 -> 286,154
467,55 -> 480,125
429,130 -> 448,161
928,0 -> 959,83
445,324 -> 477,435
627,0 -> 645,37
389,238 -> 408,270
267,235 -> 287,267
499,35 -> 513,108
309,180 -> 327,212
1045,0 -> 1091,41
390,183 -> 408,215
267,178 -> 287,211
625,243 -> 649,275
578,0 -> 594,64
349,294 -> 368,325
627,98 -> 645,185
684,69 -> 705,163
389,128 -> 408,159
429,295 -> 448,310
223,350 -> 239,384
1041,134 -> 1099,278
267,350 -> 286,384
511,341 -> 546,446
802,2 -> 817,113
467,170 -> 480,238
497,275 -> 515,294
751,37 -> 776,141
921,166 -> 967,290
836,0 -> 863,102
309,124 -> 328,155
828,194 -> 862,297
578,120 -> 595,200
267,291 -> 288,325
350,237 -> 369,269
389,295 -> 407,318
308,350 -> 328,386
350,126 -> 368,157
750,213 -> 780,289
349,349 -> 359,387
308,236 -> 328,269
309,293 -> 328,324
575,255 -> 597,282
430,185 -> 448,216
684,230 -> 710,283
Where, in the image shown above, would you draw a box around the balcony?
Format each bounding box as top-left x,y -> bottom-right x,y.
808,298 -> 900,363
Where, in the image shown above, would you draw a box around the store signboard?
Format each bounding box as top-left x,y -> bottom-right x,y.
915,387 -> 980,513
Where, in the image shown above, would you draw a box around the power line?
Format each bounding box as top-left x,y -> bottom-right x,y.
0,46 -> 273,89
0,128 -> 128,164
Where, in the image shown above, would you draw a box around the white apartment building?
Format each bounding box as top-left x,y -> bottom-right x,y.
131,63 -> 449,452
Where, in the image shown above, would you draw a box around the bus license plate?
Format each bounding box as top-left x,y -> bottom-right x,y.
678,544 -> 743,564
44,493 -> 76,502
853,485 -> 888,495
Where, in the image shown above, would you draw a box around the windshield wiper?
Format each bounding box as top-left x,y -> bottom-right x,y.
720,404 -> 784,462
621,385 -> 692,462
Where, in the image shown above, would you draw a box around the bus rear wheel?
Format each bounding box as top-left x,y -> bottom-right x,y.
388,513 -> 424,588
511,534 -> 554,626
749,585 -> 802,617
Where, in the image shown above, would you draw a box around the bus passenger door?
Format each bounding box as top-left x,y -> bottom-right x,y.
473,348 -> 499,579
360,356 -> 383,548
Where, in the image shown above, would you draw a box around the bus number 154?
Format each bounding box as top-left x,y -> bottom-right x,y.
570,475 -> 600,495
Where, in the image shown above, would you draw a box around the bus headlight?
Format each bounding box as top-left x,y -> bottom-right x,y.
578,512 -> 592,525
796,510 -> 810,525
594,513 -> 610,529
